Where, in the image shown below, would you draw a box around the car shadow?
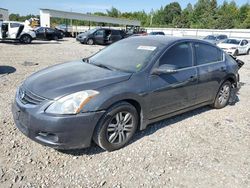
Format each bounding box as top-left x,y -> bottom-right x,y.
0,40 -> 61,45
59,106 -> 212,156
58,87 -> 242,156
0,65 -> 16,75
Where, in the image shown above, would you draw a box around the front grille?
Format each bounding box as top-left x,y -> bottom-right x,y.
19,87 -> 46,105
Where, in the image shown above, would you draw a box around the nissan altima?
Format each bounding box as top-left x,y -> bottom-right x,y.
12,36 -> 243,151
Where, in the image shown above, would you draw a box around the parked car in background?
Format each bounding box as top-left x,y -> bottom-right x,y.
34,27 -> 64,41
149,31 -> 165,35
76,28 -> 126,45
203,34 -> 228,45
217,38 -> 250,56
12,36 -> 243,151
0,21 -> 36,44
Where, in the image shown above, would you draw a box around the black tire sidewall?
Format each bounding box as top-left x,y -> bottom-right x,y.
94,102 -> 139,151
213,81 -> 232,109
20,35 -> 32,44
234,50 -> 239,56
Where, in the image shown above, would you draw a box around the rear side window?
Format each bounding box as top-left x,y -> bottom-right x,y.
112,30 -> 120,35
159,42 -> 193,69
195,43 -> 223,65
10,23 -> 21,28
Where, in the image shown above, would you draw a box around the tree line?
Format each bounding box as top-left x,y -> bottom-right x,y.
9,0 -> 250,29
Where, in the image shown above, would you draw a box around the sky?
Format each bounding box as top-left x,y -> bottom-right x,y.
0,0 -> 249,16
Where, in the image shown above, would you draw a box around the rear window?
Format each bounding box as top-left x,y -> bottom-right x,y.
195,43 -> 223,65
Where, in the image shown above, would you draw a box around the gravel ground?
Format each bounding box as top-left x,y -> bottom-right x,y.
0,38 -> 249,188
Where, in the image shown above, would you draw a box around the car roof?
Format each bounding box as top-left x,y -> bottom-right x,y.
3,21 -> 23,24
127,36 -> 212,46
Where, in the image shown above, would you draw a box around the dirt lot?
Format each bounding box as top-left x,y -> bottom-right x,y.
0,38 -> 250,188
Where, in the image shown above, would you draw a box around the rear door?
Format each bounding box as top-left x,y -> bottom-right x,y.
9,22 -> 21,39
111,30 -> 122,43
194,42 -> 226,103
148,42 -> 198,119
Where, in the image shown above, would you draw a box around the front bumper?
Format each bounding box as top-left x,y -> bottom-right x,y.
76,37 -> 87,43
12,97 -> 105,150
222,48 -> 236,55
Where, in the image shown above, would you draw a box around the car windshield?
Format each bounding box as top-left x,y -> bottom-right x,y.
85,28 -> 98,34
87,38 -> 165,73
204,35 -> 216,40
222,39 -> 241,45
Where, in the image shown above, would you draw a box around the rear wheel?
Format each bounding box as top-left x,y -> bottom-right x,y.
212,81 -> 232,109
93,102 -> 138,151
20,34 -> 32,44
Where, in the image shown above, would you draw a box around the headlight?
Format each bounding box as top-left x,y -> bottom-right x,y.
45,90 -> 99,115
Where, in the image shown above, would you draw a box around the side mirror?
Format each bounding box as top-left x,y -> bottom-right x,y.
152,64 -> 178,75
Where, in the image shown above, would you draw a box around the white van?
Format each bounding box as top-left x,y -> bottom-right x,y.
0,21 -> 36,44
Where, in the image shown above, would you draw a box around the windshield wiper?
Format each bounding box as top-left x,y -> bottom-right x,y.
94,63 -> 114,70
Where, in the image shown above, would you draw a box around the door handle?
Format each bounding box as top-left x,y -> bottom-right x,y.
188,75 -> 197,82
220,67 -> 227,72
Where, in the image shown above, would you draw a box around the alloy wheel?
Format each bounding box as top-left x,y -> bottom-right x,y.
106,111 -> 134,144
218,84 -> 230,105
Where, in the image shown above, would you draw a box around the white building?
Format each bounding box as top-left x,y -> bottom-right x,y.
0,8 -> 9,21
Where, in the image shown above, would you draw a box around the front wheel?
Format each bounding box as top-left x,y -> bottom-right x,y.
234,50 -> 239,56
87,38 -> 94,45
20,35 -> 32,44
93,102 -> 139,151
212,81 -> 232,109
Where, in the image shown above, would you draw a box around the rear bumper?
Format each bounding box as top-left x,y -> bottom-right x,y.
12,98 -> 105,150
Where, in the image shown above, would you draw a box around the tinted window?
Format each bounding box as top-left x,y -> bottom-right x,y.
204,35 -> 216,40
241,40 -> 248,46
159,42 -> 193,69
95,30 -> 104,36
112,30 -> 120,35
195,43 -> 223,65
37,28 -> 45,33
222,39 -> 240,45
10,23 -> 21,28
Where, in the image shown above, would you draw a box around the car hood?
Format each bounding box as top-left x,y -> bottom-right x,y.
23,61 -> 132,99
217,43 -> 238,49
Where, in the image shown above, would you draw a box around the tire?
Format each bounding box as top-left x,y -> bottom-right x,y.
212,81 -> 232,109
53,36 -> 59,41
234,50 -> 239,56
20,34 -> 32,44
87,38 -> 94,45
93,102 -> 139,151
247,49 -> 250,55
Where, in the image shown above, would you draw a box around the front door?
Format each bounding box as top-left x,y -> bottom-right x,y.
0,21 -> 2,39
94,29 -> 105,44
148,42 -> 198,119
35,27 -> 46,40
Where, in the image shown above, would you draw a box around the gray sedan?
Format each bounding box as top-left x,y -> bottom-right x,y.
12,36 -> 242,151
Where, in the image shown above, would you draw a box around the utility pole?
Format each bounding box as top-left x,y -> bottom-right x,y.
150,14 -> 153,26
